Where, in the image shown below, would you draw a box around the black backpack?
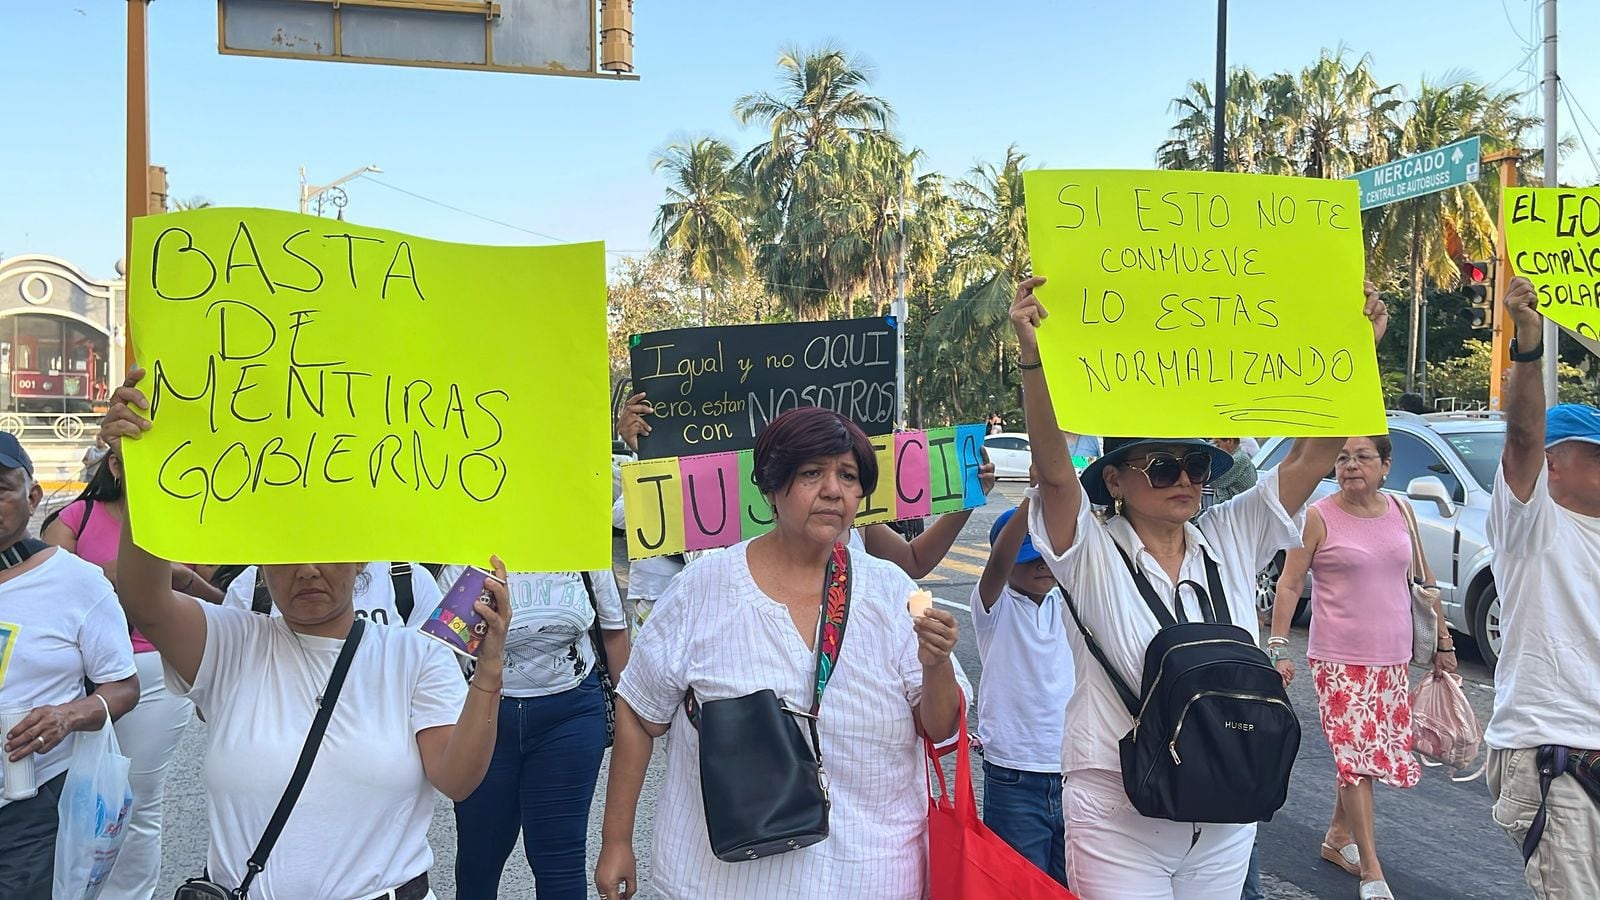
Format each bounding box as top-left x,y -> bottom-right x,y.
1064,544 -> 1300,824
244,563 -> 415,622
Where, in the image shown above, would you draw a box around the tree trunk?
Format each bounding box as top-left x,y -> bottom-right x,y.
699,283 -> 708,327
1405,201 -> 1423,394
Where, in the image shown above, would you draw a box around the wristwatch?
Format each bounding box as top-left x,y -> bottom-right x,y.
1511,336 -> 1544,362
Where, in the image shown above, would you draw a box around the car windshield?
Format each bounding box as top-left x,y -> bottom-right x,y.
1443,430 -> 1505,491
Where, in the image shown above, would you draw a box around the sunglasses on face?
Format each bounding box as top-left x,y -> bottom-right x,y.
1121,451 -> 1213,489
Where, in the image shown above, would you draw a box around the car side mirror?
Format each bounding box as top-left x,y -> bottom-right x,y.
1406,476 -> 1456,517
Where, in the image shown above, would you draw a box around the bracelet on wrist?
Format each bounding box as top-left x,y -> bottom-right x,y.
1017,358 -> 1043,371
469,680 -> 501,696
1266,635 -> 1289,647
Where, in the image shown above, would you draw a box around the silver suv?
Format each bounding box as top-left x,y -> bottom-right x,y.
1253,411 -> 1505,667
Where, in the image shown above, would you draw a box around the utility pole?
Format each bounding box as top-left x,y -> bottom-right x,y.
1486,149 -> 1523,411
124,0 -> 152,368
1212,0 -> 1228,172
893,180 -> 909,430
1541,0 -> 1560,406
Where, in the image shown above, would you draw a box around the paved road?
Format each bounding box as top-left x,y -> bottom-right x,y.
144,483 -> 1525,898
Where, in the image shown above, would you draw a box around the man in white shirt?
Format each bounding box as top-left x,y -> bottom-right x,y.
0,433 -> 138,899
223,562 -> 441,628
972,500 -> 1073,885
1485,277 -> 1600,898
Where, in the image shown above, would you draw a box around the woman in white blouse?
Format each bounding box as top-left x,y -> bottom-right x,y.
595,406 -> 963,900
102,371 -> 508,900
1007,276 -> 1388,900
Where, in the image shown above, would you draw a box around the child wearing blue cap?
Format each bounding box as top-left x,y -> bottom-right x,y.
972,497 -> 1075,886
1484,275 -> 1600,898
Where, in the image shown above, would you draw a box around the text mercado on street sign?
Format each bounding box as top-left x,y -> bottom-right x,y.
1350,136 -> 1481,211
1022,169 -> 1386,438
124,208 -> 612,570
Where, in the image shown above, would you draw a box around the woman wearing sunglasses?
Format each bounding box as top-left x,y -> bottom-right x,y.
1007,275 -> 1388,900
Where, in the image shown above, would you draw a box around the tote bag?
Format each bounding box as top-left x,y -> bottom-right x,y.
926,715 -> 1077,900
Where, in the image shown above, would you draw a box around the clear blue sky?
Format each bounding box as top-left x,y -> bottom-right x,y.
3,0 -> 1595,280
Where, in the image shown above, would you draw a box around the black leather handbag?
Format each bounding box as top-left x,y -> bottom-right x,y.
686,542 -> 854,862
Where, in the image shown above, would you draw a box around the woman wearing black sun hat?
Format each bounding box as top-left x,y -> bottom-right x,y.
1006,273 -> 1390,900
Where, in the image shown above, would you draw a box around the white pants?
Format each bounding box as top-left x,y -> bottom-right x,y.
104,650 -> 193,899
1064,768 -> 1254,900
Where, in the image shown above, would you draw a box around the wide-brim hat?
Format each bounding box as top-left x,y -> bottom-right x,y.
1079,437 -> 1235,507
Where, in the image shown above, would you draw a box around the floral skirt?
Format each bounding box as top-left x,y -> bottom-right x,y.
1309,659 -> 1422,789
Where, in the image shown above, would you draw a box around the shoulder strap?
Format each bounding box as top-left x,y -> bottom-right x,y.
236,618 -> 365,897
579,571 -> 610,672
1061,589 -> 1141,716
391,562 -> 415,623
811,542 -> 853,716
77,499 -> 94,538
251,574 -> 273,616
1114,543 -> 1181,628
1391,496 -> 1427,583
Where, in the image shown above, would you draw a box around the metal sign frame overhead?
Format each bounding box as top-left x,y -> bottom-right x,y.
216,0 -> 637,80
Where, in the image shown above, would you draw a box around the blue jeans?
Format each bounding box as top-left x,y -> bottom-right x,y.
1241,838 -> 1264,899
454,672 -> 607,900
982,760 -> 1068,885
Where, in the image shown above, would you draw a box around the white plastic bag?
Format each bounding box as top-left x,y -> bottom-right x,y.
1410,670 -> 1482,779
52,702 -> 132,900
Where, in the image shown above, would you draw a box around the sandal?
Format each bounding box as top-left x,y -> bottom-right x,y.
1320,841 -> 1361,876
1359,880 -> 1395,899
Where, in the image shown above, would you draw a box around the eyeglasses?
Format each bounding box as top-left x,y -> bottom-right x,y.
1121,451 -> 1213,489
1334,452 -> 1383,467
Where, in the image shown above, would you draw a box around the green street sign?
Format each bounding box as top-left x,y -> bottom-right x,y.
1350,136 -> 1481,210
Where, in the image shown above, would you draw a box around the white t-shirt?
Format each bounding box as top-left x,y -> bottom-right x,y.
1026,467 -> 1303,775
222,562 -> 441,629
618,542 -> 941,900
971,583 -> 1075,772
1484,465 -> 1600,750
166,603 -> 466,899
0,550 -> 136,807
433,567 -> 626,697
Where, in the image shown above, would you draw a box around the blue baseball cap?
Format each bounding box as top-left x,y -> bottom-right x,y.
0,432 -> 32,476
1546,404 -> 1600,450
989,507 -> 1042,566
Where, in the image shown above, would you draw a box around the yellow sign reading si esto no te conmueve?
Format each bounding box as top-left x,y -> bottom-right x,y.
1023,170 -> 1385,437
124,208 -> 611,570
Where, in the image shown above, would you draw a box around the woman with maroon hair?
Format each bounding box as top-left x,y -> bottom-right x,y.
595,406 -> 965,900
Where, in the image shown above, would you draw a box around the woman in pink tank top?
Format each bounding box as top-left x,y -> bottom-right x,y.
40,451 -> 223,897
1265,435 -> 1456,900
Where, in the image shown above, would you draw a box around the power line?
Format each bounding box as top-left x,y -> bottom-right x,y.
359,175 -> 571,243
1559,83 -> 1600,179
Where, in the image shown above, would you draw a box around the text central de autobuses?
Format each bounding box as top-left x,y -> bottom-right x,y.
143,221 -> 507,520
1055,185 -> 1357,393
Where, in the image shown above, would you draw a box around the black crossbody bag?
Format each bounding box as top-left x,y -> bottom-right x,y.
174,619 -> 367,900
683,542 -> 853,862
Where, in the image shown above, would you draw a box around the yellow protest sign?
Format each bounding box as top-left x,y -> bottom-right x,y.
1023,170 -> 1385,437
1505,187 -> 1600,344
123,208 -> 611,570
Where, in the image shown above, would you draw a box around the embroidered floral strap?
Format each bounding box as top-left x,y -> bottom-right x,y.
811,542 -> 852,716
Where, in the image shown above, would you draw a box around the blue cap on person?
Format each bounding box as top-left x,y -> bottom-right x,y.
988,507 -> 1042,566
0,432 -> 32,475
1545,404 -> 1600,450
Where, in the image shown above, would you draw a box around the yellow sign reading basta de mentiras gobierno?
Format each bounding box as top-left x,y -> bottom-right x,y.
123,208 -> 612,571
1023,170 -> 1386,438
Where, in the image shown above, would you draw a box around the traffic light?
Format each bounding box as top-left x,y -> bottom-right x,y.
1459,259 -> 1493,329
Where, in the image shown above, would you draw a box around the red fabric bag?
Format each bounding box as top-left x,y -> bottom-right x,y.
926,716 -> 1078,900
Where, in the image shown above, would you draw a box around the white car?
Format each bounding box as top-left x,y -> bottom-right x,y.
984,432 -> 1033,480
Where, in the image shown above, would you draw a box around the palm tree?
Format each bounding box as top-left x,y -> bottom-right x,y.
1157,68 -> 1289,173
651,137 -> 752,325
171,196 -> 213,211
1270,48 -> 1401,179
735,45 -> 894,320
1365,80 -> 1539,389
